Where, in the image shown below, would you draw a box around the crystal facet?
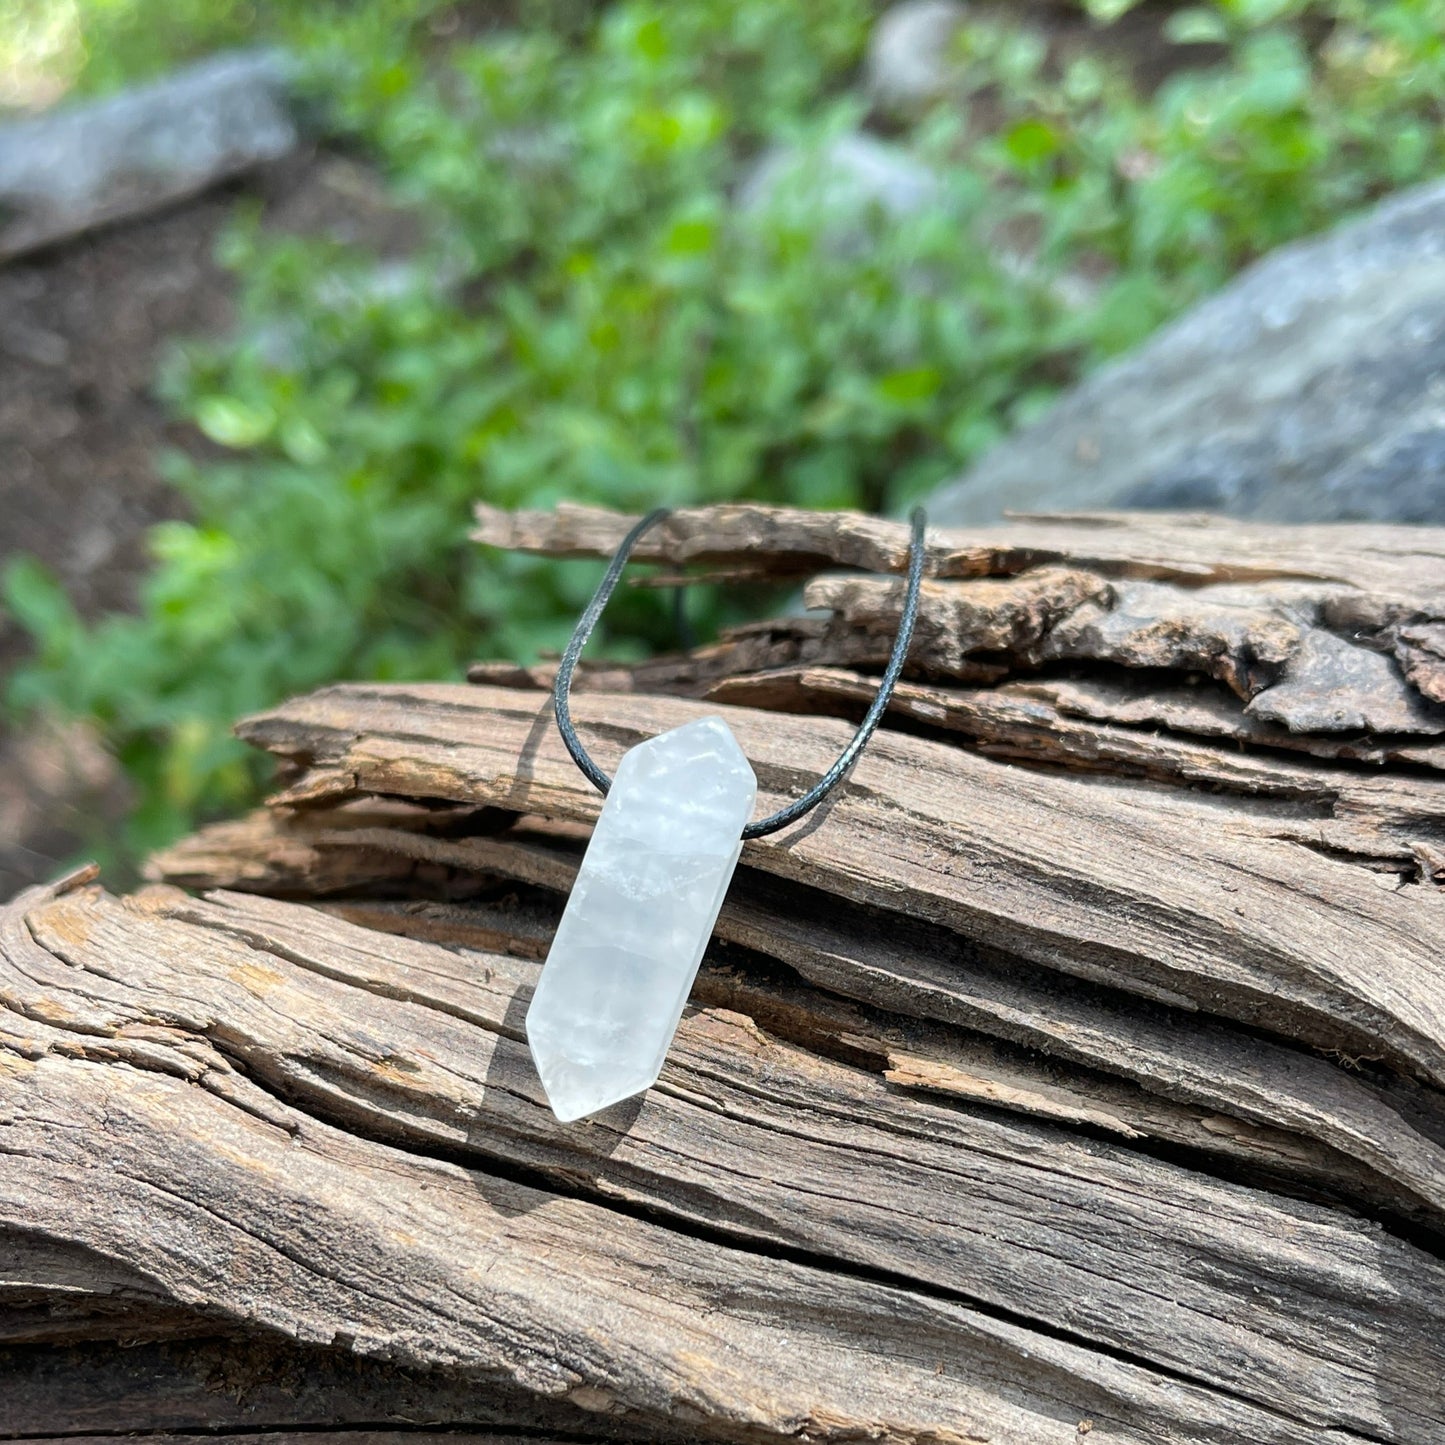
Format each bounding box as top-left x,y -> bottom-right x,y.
526,716 -> 757,1122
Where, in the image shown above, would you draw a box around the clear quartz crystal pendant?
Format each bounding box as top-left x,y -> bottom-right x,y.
526,716 -> 758,1122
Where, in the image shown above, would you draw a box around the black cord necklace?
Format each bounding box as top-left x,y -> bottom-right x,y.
527,506 -> 929,1124
553,505 -> 929,837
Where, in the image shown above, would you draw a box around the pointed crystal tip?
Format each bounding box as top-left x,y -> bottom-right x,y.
530,1045 -> 659,1123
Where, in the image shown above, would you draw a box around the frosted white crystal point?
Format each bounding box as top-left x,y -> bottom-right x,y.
526,716 -> 757,1123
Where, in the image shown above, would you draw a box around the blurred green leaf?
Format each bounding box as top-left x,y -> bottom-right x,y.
1082,0 -> 1142,22
13,0 -> 1445,878
1003,117 -> 1060,166
876,366 -> 943,406
1165,10 -> 1231,44
194,395 -> 276,449
2,555 -> 79,654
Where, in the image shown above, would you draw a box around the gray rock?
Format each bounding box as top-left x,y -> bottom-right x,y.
735,132 -> 941,226
0,49 -> 299,261
928,176 -> 1445,526
864,1 -> 970,119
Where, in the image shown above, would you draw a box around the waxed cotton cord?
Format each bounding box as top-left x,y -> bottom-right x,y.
553,506 -> 928,840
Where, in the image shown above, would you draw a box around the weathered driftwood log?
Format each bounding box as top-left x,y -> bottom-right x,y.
5,504 -> 1445,1443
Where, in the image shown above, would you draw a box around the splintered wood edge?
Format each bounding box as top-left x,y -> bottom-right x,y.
471,500 -> 1445,594
469,503 -> 1445,735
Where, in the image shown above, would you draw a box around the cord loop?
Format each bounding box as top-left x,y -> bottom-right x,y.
553,507 -> 928,839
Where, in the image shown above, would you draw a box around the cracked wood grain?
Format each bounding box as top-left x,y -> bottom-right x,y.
11,877 -> 1430,1443
0,910 -> 1111,1444
0,1333 -> 673,1442
7,1437 -> 567,1445
232,682 -> 1445,1090
148,806 -> 1445,1234
149,809 -> 1445,1225
4,876 -> 1445,1443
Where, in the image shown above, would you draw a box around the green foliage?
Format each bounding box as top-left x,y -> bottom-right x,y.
7,0 -> 1445,869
